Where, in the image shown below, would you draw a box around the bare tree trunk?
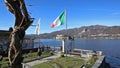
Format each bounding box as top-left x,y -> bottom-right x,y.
9,28 -> 24,68
8,19 -> 33,68
4,0 -> 34,68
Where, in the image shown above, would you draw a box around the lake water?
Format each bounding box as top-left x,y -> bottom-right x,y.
34,38 -> 120,68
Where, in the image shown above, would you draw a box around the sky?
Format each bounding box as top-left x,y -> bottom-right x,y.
0,0 -> 120,34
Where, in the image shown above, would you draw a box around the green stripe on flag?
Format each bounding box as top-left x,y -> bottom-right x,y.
59,11 -> 65,25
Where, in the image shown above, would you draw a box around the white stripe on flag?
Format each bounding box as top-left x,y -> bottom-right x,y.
35,18 -> 40,35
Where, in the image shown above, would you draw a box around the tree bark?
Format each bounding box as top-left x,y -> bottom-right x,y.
8,19 -> 33,68
5,0 -> 34,68
9,28 -> 24,68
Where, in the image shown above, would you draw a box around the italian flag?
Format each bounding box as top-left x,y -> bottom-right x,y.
50,11 -> 66,28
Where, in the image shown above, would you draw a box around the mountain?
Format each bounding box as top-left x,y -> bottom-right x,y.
40,25 -> 120,38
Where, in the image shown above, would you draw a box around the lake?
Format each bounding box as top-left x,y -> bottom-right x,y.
34,38 -> 120,68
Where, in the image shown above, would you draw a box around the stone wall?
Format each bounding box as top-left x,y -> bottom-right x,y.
91,56 -> 110,68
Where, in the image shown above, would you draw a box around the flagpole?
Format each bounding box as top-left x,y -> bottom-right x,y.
37,17 -> 42,59
65,9 -> 68,57
38,18 -> 40,48
38,34 -> 40,47
65,9 -> 67,31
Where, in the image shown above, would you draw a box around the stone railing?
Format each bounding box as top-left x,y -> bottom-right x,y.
91,56 -> 106,68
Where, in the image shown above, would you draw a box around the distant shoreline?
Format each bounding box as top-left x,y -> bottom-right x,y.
77,37 -> 120,39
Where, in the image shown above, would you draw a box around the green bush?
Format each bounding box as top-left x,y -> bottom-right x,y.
60,54 -> 64,57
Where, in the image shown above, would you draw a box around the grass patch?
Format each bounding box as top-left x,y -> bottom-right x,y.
33,62 -> 53,68
0,52 -> 52,68
32,57 -> 85,68
23,52 -> 52,62
85,56 -> 98,68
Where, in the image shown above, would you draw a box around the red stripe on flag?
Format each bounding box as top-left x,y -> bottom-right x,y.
50,24 -> 55,28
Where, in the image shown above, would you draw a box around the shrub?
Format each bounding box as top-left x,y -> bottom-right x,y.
60,54 -> 64,57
